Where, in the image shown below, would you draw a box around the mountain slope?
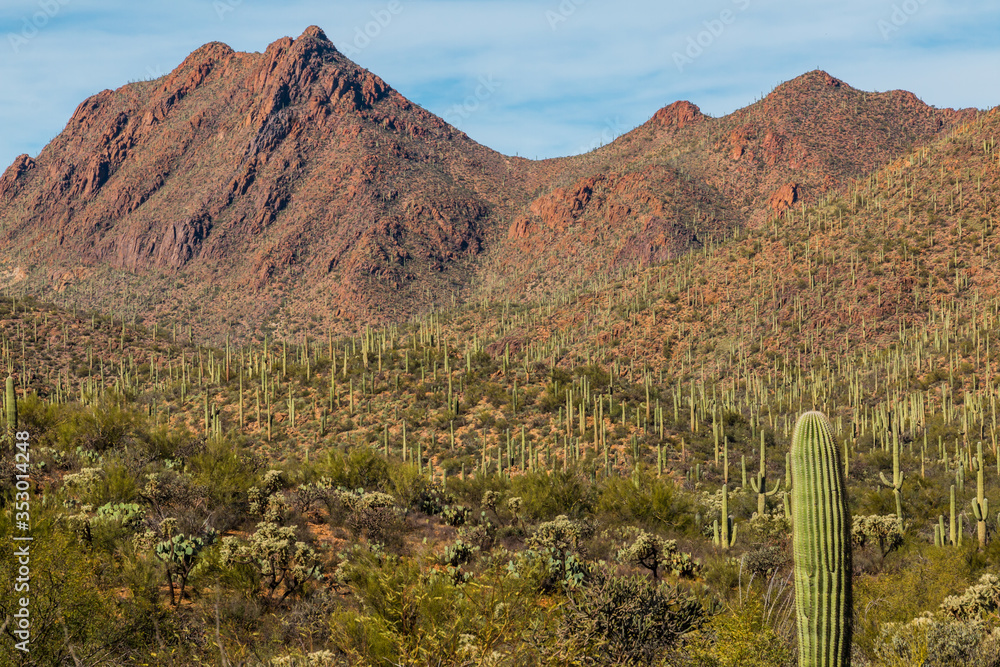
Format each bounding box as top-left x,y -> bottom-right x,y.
0,26 -> 524,334
479,71 -> 977,301
0,28 -> 980,342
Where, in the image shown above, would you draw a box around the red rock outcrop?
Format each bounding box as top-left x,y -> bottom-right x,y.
651,101 -> 704,129
768,183 -> 799,215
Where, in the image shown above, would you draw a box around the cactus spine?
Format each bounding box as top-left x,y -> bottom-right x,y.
750,430 -> 780,516
971,441 -> 989,548
791,411 -> 852,667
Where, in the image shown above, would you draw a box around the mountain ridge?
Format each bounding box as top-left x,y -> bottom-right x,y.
0,26 -> 983,343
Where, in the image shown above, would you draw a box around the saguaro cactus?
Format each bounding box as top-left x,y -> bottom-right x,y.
750,430 -> 780,516
950,485 -> 958,546
971,442 -> 990,548
879,432 -> 905,522
714,482 -> 737,549
791,411 -> 852,667
5,375 -> 16,446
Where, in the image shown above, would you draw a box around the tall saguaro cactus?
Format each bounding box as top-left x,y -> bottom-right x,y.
971,441 -> 990,549
714,483 -> 737,549
879,431 -> 905,522
750,430 -> 780,516
5,375 -> 16,446
791,411 -> 852,667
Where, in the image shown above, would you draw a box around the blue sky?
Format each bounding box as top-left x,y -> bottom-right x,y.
2,0 -> 999,171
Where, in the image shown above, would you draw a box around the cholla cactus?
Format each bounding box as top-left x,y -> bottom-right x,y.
616,529 -> 702,580
248,469 -> 288,523
939,573 -> 1000,620
220,521 -> 322,608
482,490 -> 503,525
507,496 -> 523,529
270,650 -> 342,667
851,515 -> 905,557
528,515 -> 592,556
62,467 -> 105,503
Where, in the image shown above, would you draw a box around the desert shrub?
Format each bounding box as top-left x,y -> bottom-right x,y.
685,592 -> 794,667
509,469 -> 597,521
740,544 -> 788,579
557,562 -> 707,665
0,506 -> 156,663
852,548 -> 978,661
187,435 -> 261,525
314,446 -> 392,493
387,463 -> 445,512
875,613 -> 1000,667
137,468 -> 208,531
87,460 -> 140,506
346,504 -> 407,550
744,510 -> 791,547
56,398 -> 143,453
597,468 -> 693,529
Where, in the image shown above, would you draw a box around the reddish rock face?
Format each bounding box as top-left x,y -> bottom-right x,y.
652,100 -> 704,129
768,183 -> 799,215
0,54 -> 977,340
0,154 -> 35,200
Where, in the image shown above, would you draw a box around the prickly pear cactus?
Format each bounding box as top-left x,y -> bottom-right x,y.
791,411 -> 852,667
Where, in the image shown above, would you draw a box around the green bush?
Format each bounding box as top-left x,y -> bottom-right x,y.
314,447 -> 392,493
875,614 -> 1000,667
188,434 -> 260,523
56,398 -> 142,453
509,469 -> 597,521
557,562 -> 707,665
597,468 -> 692,529
685,592 -> 794,667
